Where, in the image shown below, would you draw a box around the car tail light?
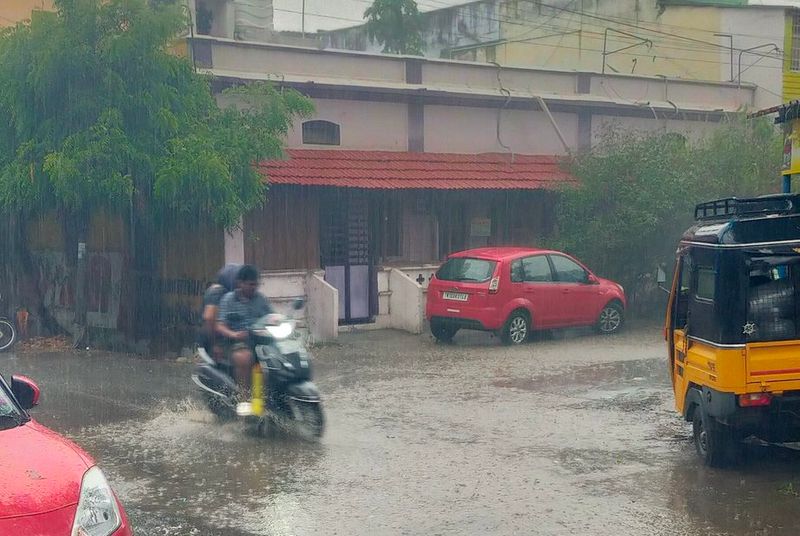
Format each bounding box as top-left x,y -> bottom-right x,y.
488,277 -> 500,294
739,393 -> 772,407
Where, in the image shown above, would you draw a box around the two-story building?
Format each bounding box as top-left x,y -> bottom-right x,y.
188,35 -> 756,341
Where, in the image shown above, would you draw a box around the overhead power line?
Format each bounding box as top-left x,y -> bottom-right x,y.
333,0 -> 786,61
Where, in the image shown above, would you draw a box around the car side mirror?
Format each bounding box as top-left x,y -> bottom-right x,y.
11,375 -> 40,410
292,298 -> 305,311
586,274 -> 599,285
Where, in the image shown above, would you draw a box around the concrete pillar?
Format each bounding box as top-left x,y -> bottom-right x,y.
224,221 -> 245,264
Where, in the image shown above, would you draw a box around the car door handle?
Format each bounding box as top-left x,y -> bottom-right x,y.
561,289 -> 570,293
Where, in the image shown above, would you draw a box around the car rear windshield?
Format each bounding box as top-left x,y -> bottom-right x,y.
436,258 -> 497,283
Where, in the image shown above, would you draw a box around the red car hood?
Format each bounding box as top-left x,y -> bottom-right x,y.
0,420 -> 92,519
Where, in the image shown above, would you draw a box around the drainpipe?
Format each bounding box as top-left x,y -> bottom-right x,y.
536,96 -> 570,153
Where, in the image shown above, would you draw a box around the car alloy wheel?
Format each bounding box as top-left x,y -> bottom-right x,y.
598,304 -> 623,334
503,312 -> 530,345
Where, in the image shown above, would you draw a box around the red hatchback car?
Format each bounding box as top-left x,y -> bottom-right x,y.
426,247 -> 627,344
0,374 -> 132,536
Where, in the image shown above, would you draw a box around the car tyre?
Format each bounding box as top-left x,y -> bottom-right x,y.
596,302 -> 624,335
431,320 -> 459,343
501,311 -> 530,346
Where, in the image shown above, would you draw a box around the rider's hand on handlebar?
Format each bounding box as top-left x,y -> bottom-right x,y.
235,331 -> 248,341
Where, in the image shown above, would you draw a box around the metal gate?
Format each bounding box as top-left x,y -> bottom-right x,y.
320,190 -> 375,324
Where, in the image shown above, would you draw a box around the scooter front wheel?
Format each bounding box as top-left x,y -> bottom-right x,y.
203,391 -> 236,422
289,400 -> 325,440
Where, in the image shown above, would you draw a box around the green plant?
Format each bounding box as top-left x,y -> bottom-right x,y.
364,0 -> 424,55
0,0 -> 312,336
551,116 -> 781,312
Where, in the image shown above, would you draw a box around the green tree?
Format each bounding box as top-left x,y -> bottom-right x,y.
0,0 -> 312,339
364,0 -> 424,55
552,117 -> 782,314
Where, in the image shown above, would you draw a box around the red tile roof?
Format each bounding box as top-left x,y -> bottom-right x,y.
258,149 -> 574,190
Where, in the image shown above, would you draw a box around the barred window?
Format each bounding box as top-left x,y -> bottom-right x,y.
302,120 -> 340,146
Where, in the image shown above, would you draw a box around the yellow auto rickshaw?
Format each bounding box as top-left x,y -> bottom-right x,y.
666,194 -> 800,466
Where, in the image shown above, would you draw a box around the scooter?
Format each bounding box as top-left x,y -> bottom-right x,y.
192,299 -> 324,440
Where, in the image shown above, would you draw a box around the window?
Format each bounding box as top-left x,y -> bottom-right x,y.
550,255 -> 588,283
512,256 -> 552,282
196,1 -> 213,35
302,120 -> 340,145
793,12 -> 800,71
674,256 -> 692,329
436,258 -> 496,283
511,259 -> 524,283
748,257 -> 798,341
695,267 -> 716,302
384,195 -> 402,258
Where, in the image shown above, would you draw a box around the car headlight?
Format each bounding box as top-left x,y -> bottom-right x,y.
71,466 -> 121,536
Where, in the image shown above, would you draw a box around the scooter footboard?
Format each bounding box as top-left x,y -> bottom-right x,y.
287,381 -> 321,402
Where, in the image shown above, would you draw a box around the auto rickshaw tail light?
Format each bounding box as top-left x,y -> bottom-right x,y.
739,393 -> 772,407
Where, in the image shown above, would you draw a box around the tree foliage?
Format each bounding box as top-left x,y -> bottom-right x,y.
552,117 -> 782,310
364,0 -> 424,55
0,0 -> 313,230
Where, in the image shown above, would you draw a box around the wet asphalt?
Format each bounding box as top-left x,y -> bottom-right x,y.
6,325 -> 800,536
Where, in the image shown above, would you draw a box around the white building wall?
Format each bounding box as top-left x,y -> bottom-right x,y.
287,99 -> 408,151
720,7 -> 785,109
424,105 -> 578,155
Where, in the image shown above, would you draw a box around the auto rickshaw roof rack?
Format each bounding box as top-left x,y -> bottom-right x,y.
694,194 -> 800,221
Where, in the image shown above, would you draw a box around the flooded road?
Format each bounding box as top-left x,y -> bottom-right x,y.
6,326 -> 800,535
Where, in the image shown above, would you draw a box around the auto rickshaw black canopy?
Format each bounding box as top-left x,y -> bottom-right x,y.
676,195 -> 800,345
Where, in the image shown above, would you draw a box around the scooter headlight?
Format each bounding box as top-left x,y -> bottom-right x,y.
71,466 -> 122,536
257,322 -> 294,340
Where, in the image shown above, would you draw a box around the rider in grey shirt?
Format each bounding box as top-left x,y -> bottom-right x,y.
216,265 -> 275,393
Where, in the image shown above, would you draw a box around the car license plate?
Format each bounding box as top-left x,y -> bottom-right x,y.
443,291 -> 469,301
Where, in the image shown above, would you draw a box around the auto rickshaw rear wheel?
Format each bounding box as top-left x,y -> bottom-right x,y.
693,406 -> 741,467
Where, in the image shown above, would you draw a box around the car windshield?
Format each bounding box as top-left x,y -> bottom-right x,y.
0,378 -> 23,429
436,258 -> 497,282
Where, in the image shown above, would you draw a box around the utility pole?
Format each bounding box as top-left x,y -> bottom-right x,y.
302,0 -> 306,38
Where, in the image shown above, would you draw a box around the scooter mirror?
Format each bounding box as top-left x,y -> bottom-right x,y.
657,266 -> 666,285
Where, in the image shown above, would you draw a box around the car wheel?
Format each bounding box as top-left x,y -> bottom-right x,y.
597,302 -> 624,334
502,311 -> 530,345
431,320 -> 458,343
